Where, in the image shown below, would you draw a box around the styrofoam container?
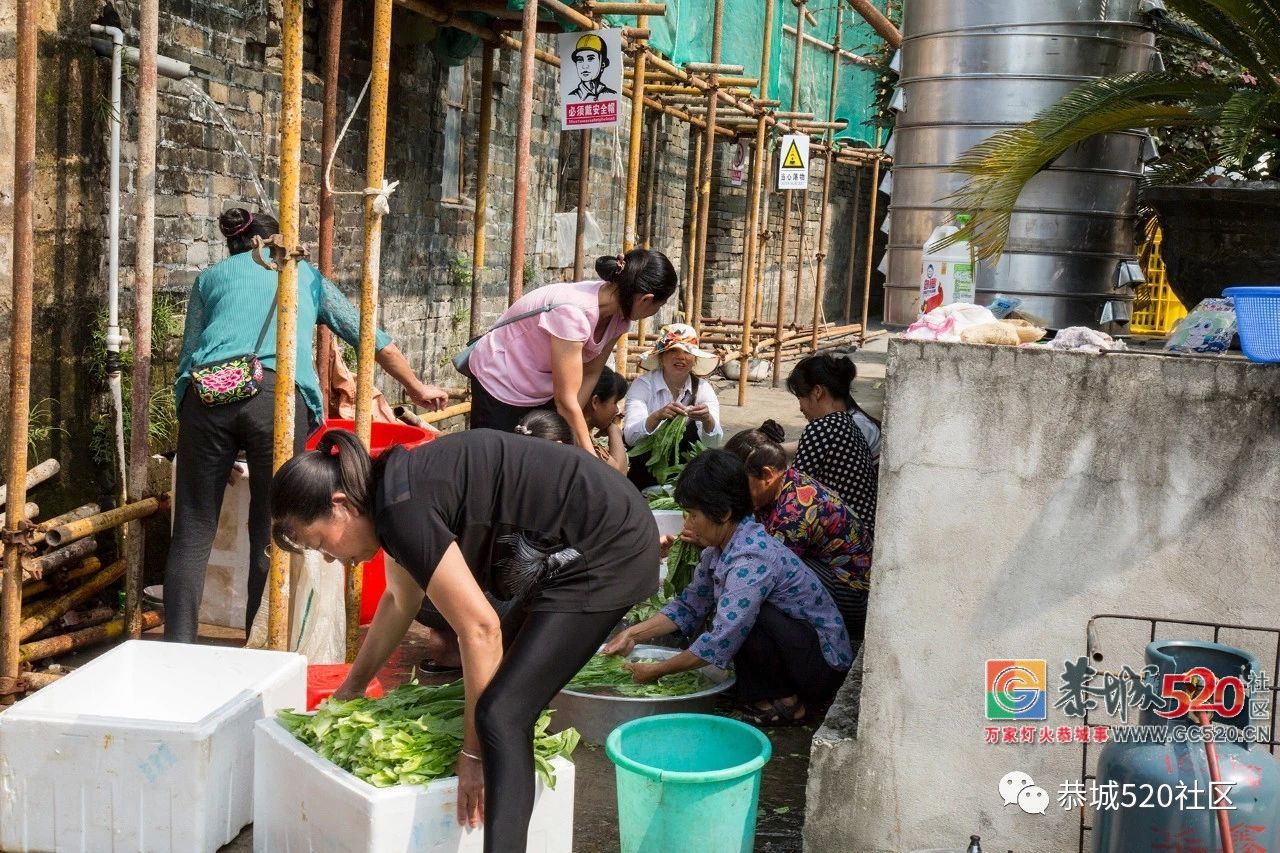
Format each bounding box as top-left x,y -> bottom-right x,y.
0,640 -> 306,853
253,717 -> 575,852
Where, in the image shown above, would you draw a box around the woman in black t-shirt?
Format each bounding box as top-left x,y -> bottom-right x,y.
269,428 -> 657,852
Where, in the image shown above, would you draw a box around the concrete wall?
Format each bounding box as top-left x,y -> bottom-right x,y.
806,340 -> 1280,852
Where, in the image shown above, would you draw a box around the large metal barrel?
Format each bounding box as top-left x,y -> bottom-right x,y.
885,0 -> 1157,328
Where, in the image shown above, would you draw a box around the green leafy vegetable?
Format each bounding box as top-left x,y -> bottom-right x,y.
278,679 -> 580,789
646,494 -> 680,511
628,416 -> 705,486
565,654 -> 713,698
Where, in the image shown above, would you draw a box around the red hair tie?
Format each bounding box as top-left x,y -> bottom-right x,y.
229,212 -> 255,236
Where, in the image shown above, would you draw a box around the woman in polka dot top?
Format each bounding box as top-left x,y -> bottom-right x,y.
603,450 -> 851,726
785,353 -> 881,537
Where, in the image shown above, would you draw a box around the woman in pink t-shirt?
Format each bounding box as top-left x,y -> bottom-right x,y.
467,249 -> 678,450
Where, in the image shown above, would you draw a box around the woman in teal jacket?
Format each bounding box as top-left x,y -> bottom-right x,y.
165,207 -> 446,643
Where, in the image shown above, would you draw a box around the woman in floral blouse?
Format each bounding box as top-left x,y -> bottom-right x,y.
725,425 -> 871,649
604,451 -> 851,726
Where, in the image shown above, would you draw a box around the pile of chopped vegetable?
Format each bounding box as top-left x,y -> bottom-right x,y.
277,679 -> 579,789
565,654 -> 713,697
628,416 -> 705,486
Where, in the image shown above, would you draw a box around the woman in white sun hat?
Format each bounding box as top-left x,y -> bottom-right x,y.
623,323 -> 723,490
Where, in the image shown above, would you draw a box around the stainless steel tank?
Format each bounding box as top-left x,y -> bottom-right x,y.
885,0 -> 1158,328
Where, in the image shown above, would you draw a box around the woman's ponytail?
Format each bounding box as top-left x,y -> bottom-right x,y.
596,248 -> 678,319
270,429 -> 376,551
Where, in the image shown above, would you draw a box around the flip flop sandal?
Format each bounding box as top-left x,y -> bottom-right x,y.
731,698 -> 806,727
417,660 -> 463,676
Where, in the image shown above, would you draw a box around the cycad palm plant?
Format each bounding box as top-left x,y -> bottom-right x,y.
948,0 -> 1280,262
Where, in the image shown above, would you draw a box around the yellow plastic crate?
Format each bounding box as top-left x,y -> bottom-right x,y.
1131,221 -> 1188,335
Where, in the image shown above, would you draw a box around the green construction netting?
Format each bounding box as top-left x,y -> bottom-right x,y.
501,0 -> 890,148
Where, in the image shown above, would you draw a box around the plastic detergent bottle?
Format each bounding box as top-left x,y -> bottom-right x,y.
919,214 -> 975,314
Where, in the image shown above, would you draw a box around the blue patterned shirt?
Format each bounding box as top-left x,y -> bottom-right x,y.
660,519 -> 853,671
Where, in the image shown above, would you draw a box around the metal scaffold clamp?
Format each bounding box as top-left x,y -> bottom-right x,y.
250,233 -> 310,272
0,523 -> 37,556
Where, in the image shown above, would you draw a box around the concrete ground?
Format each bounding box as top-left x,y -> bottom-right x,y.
211,335 -> 890,852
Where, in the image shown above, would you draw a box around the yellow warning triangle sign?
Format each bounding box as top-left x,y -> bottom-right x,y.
782,140 -> 805,169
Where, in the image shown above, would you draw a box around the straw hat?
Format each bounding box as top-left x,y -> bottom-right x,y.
640,323 -> 719,376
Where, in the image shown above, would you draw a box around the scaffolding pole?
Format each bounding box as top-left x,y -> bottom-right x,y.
623,5 -> 650,366
125,0 -> 160,642
738,0 -> 775,406
317,0 -> 345,415
690,0 -> 725,335
470,46 -> 496,340
860,128 -> 884,343
794,181 -> 809,325
266,0 -> 306,651
843,165 -> 864,323
682,132 -> 703,326
2,0 -> 38,702
811,1 -> 842,352
774,0 -> 805,384
574,129 -> 591,280
508,0 -> 539,304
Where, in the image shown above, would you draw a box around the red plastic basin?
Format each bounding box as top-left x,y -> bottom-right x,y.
306,419 -> 434,624
306,663 -> 385,710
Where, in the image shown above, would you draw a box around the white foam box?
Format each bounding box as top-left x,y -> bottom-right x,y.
253,717 -> 575,852
0,640 -> 306,853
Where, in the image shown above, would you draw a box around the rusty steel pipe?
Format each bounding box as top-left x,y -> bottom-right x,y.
690,0 -> 725,336
22,539 -> 98,583
589,2 -> 668,14
682,132 -> 703,325
470,46 -> 496,340
574,130 -> 591,280
738,0 -> 775,407
860,130 -> 884,343
21,609 -> 163,664
3,0 -> 39,704
19,559 -> 125,642
811,2 -> 842,352
848,0 -> 901,48
0,459 -> 59,509
33,503 -> 99,535
44,496 -> 166,548
124,0 -> 160,643
773,190 -> 793,385
21,670 -> 66,690
266,0 -> 306,651
624,6 -> 649,253
754,143 -> 773,323
22,557 -> 102,599
843,166 -> 864,323
27,604 -> 118,643
508,0 -> 539,304
317,0 -> 345,416
641,112 -> 659,247
794,182 -> 810,326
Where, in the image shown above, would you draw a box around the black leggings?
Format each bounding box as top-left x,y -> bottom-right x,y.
164,372 -> 310,644
475,607 -> 628,852
469,377 -> 554,433
733,603 -> 847,706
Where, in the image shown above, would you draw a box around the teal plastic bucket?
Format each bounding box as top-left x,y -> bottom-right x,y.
606,713 -> 772,853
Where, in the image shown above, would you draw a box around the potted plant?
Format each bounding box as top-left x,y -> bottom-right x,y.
948,1 -> 1280,310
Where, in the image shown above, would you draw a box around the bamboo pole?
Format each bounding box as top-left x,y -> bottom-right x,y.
470,46 -> 496,340
861,128 -> 884,343
641,113 -> 659,247
123,0 -> 160,643
25,604 -> 117,642
738,0 -> 775,406
623,4 -> 650,366
811,2 -> 842,352
848,0 -> 902,47
773,192 -> 792,385
574,130 -> 591,280
44,496 -> 166,548
755,142 -> 773,323
508,0 -> 539,303
590,2 -> 668,14
0,460 -> 59,509
22,671 -> 67,690
2,0 -> 38,704
794,181 -> 809,325
21,609 -> 163,664
690,0 -> 725,336
34,504 -> 100,535
420,402 -> 472,424
317,0 -> 344,415
19,560 -> 125,642
682,132 -> 703,325
267,0 -> 306,652
773,0 -> 805,384
843,165 -> 864,323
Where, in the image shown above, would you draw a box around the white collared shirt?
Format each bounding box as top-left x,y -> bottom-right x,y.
622,369 -> 724,447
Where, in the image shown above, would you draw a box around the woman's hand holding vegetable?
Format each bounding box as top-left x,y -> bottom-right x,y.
685,402 -> 714,432
626,661 -> 665,683
601,628 -> 638,657
646,401 -> 686,433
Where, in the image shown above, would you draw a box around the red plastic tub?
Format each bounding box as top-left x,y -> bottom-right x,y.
306,663 -> 385,710
305,419 -> 434,623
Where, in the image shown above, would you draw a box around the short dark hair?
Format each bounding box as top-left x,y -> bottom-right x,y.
515,409 -> 573,443
724,423 -> 788,478
592,366 -> 628,403
594,249 -> 678,320
219,207 -> 279,256
673,450 -> 754,523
